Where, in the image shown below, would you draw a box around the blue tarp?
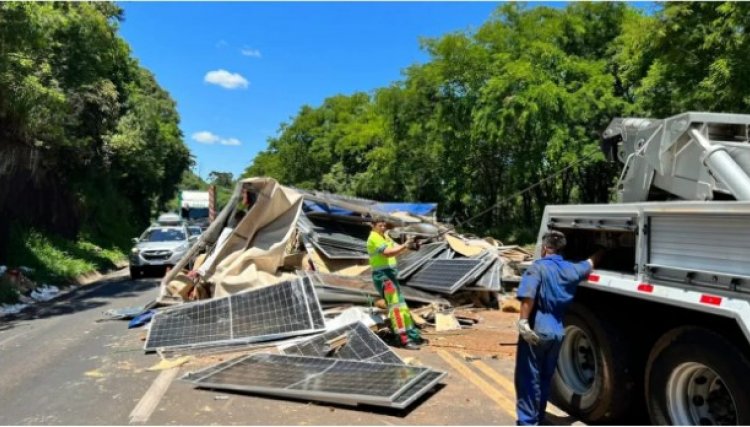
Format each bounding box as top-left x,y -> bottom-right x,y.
372,203 -> 437,216
302,200 -> 437,217
303,200 -> 358,216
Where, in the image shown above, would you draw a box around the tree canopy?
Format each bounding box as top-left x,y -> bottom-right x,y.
0,2 -> 190,256
244,2 -> 750,241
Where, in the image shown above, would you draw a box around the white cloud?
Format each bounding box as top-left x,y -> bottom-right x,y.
204,69 -> 249,89
216,40 -> 228,48
192,131 -> 220,144
220,138 -> 242,146
241,48 -> 262,58
191,131 -> 242,147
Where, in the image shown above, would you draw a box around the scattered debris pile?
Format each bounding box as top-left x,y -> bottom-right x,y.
134,177 -> 531,411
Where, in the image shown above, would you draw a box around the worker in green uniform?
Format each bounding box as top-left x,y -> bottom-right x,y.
367,217 -> 422,350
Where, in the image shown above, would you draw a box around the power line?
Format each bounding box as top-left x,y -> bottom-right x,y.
454,151 -> 598,230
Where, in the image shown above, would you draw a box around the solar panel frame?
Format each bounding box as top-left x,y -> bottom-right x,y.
184,353 -> 432,407
390,370 -> 447,409
145,279 -> 326,351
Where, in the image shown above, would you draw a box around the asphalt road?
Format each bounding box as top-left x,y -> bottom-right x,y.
0,271 -> 578,426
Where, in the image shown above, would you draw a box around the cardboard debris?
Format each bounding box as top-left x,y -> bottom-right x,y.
446,235 -> 490,257
435,313 -> 462,331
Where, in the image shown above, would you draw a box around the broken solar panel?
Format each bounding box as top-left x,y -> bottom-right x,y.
405,259 -> 487,294
184,353 -> 431,407
279,321 -> 403,365
145,278 -> 325,351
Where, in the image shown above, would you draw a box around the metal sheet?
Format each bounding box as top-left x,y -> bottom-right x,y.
649,214 -> 750,279
184,353 -> 430,407
145,279 -> 325,351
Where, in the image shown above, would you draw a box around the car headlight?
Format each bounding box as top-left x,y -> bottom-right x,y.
131,248 -> 140,255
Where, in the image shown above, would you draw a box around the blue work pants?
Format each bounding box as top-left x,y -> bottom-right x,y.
514,335 -> 563,426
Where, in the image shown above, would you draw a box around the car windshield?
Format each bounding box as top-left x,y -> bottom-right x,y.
187,227 -> 201,236
141,228 -> 186,242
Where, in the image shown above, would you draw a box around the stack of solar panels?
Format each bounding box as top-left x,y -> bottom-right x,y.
297,213 -> 370,260
144,278 -> 326,352
302,270 -> 450,306
182,322 -> 446,409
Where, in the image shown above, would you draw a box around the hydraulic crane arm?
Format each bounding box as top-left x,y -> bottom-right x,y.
602,112 -> 750,202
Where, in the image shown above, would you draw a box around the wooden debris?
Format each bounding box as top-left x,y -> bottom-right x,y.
147,356 -> 193,371
411,312 -> 428,326
501,298 -> 521,313
324,334 -> 349,355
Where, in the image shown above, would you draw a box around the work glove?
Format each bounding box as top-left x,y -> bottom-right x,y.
405,235 -> 418,250
517,319 -> 540,345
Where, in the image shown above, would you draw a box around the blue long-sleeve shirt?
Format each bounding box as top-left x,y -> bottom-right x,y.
517,254 -> 592,338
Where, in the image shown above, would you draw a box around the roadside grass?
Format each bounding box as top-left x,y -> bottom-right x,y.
2,227 -> 127,304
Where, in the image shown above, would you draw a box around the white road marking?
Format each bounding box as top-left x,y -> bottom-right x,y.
129,367 -> 179,423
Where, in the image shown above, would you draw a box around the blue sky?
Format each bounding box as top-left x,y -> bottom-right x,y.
117,2 -> 655,182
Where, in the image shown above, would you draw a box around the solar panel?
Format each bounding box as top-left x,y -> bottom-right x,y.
145,279 -> 325,351
405,259 -> 486,294
397,242 -> 448,280
184,353 -> 431,407
279,321 -> 403,365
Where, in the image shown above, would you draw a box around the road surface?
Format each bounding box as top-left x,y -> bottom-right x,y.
0,270 -> 579,425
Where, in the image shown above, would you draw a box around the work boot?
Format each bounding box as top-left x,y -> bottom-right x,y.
402,342 -> 421,350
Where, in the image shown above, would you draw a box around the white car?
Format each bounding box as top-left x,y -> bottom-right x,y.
129,226 -> 195,279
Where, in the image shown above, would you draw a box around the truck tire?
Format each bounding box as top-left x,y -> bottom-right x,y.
645,327 -> 750,425
129,266 -> 142,280
550,303 -> 635,423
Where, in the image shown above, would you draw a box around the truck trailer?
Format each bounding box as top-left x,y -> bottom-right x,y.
538,113 -> 750,425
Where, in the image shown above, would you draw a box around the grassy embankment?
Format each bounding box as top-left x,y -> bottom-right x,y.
1,227 -> 129,305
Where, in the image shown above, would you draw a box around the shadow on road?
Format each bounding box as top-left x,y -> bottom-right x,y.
0,274 -> 160,330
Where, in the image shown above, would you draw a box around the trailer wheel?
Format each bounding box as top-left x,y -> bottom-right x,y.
646,327 -> 750,425
551,303 -> 634,423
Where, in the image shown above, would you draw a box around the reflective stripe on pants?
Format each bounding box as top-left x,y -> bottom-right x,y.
372,268 -> 421,345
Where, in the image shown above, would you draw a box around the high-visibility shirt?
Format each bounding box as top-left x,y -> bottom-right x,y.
367,231 -> 398,270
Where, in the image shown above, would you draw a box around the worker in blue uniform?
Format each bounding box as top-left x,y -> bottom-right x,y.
514,230 -> 604,426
